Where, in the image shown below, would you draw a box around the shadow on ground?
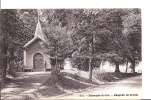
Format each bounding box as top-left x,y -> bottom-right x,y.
37,72 -> 97,97
1,71 -> 142,100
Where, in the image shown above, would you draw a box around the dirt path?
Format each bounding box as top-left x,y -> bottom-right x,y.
1,72 -> 51,100
1,72 -> 142,100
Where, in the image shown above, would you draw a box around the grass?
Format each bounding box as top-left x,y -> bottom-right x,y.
93,71 -> 142,82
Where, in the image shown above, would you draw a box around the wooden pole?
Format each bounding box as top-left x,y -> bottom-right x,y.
89,30 -> 94,81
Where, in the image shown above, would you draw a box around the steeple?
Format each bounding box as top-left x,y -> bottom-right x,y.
24,10 -> 48,48
34,10 -> 47,42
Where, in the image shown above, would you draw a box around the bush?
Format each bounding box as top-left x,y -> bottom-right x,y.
71,57 -> 101,71
93,70 -> 114,82
71,57 -> 89,71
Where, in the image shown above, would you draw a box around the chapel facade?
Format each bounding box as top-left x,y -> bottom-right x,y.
23,20 -> 51,71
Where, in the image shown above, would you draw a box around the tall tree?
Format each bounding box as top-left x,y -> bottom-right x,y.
0,9 -> 35,77
71,9 -> 113,80
123,9 -> 141,73
40,9 -> 74,72
0,10 -> 18,80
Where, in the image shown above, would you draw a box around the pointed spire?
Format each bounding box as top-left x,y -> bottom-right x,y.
34,9 -> 47,42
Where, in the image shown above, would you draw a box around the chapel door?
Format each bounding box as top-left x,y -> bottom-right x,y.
33,53 -> 45,71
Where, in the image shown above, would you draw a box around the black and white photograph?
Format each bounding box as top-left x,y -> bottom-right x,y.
0,9 -> 142,100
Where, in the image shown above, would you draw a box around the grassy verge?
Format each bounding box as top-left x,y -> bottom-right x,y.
94,71 -> 141,82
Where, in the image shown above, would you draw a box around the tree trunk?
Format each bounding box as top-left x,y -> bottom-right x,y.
100,61 -> 103,71
115,63 -> 120,73
8,59 -> 15,76
131,60 -> 136,73
0,62 -> 6,81
8,46 -> 16,76
0,82 -> 1,100
55,57 -> 58,69
88,26 -> 94,81
2,57 -> 7,79
0,54 -> 7,98
89,58 -> 92,81
0,37 -> 8,82
125,60 -> 128,73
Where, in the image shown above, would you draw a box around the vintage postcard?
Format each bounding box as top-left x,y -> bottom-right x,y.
0,9 -> 142,100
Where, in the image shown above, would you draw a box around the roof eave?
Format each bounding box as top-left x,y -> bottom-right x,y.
24,37 -> 39,48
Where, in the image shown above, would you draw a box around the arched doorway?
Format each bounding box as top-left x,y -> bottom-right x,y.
33,53 -> 45,71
